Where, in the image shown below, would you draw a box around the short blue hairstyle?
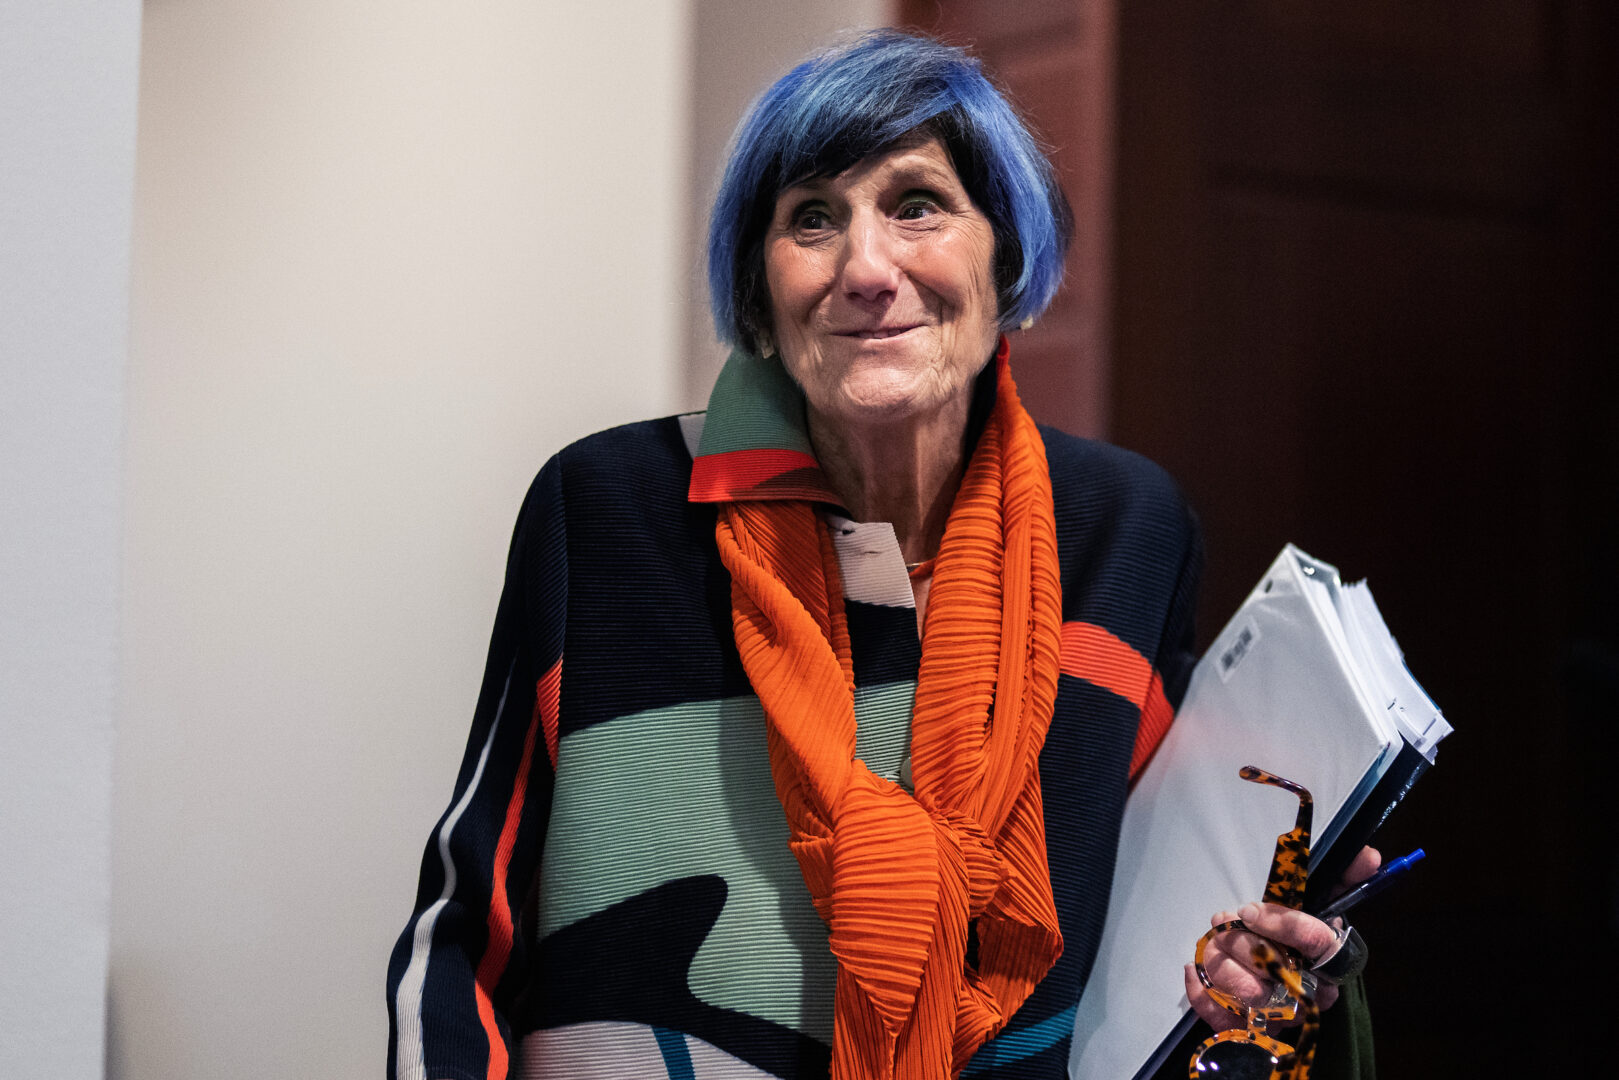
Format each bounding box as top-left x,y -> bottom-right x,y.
707,30 -> 1073,354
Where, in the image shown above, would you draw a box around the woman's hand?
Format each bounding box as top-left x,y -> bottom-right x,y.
1183,846 -> 1381,1029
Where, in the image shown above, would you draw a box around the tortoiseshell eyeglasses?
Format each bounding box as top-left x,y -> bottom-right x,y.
1189,767 -> 1318,1080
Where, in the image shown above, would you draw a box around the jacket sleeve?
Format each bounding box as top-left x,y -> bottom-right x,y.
386,459 -> 566,1080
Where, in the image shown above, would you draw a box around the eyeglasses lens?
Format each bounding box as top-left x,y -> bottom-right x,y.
1193,1039 -> 1280,1079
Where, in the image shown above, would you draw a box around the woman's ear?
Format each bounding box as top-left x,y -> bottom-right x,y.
758,330 -> 776,359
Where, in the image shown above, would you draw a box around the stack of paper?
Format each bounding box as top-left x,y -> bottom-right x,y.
1067,544 -> 1449,1079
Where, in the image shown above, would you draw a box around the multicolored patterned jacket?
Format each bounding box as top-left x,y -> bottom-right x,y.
386,351 -> 1202,1079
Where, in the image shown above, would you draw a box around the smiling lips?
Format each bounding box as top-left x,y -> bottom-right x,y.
842,325 -> 920,340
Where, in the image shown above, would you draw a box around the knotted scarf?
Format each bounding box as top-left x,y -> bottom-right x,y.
713,346 -> 1064,1079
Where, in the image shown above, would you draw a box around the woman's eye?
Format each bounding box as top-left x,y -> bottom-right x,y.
897,198 -> 939,220
793,207 -> 831,232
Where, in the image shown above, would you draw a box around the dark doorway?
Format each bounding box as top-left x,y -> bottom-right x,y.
903,1 -> 1617,1071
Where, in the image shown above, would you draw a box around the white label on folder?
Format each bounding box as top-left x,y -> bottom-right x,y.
1216,619 -> 1261,682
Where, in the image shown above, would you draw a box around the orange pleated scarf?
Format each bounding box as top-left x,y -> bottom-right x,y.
714,350 -> 1065,1079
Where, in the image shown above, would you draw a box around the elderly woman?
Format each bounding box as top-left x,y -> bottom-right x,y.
387,30 -> 1369,1080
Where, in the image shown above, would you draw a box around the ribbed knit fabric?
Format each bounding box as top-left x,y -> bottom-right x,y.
385,340 -> 1206,1080
716,349 -> 1062,1078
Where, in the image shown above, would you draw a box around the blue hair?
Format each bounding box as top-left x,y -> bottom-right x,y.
706,30 -> 1073,352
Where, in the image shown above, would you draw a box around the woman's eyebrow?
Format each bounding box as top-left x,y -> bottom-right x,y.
779,189 -> 829,205
881,160 -> 958,189
778,176 -> 832,199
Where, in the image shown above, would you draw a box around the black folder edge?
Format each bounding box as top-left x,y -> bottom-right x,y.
1304,740 -> 1431,911
1127,738 -> 1433,1080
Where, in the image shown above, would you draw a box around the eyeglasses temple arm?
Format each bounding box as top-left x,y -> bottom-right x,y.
1238,766 -> 1314,910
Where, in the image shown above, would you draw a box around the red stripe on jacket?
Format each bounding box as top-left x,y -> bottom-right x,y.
1059,621 -> 1175,780
471,664 -> 552,1080
537,657 -> 562,770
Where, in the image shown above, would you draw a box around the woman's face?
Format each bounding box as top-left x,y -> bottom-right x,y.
763,136 -> 999,428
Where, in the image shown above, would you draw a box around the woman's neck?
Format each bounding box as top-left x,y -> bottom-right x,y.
806,392 -> 971,564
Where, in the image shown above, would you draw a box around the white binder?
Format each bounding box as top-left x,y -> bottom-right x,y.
1067,545 -> 1448,1079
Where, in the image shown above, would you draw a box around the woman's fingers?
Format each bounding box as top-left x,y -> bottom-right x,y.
1196,924 -> 1277,1004
1196,906 -> 1347,1020
1195,880 -> 1376,1028
1340,845 -> 1382,891
1236,902 -> 1338,964
1185,964 -> 1243,1031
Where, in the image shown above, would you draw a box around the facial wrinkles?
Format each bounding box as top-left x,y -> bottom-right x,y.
764,139 -> 998,427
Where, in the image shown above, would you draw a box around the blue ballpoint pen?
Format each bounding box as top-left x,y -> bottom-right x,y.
1312,847 -> 1426,921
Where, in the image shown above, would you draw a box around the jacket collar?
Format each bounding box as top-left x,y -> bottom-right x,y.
687,348 -> 841,504
687,336 -> 1010,506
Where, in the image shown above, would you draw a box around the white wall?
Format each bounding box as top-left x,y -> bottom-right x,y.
0,3 -> 141,1078
681,0 -> 891,405
113,4 -> 689,1078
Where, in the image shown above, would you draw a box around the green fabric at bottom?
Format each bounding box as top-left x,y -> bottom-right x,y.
1308,974 -> 1375,1080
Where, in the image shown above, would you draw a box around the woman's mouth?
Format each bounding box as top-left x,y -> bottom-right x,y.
844,325 -> 919,340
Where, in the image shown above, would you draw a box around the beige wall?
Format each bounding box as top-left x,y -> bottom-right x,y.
112,3 -> 890,1079
114,4 -> 689,1078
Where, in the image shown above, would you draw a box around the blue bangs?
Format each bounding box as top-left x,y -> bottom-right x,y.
707,30 -> 1072,352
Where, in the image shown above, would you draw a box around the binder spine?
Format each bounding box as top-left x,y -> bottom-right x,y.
1303,741 -> 1431,912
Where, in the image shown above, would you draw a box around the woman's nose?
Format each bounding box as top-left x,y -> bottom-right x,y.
839,214 -> 901,303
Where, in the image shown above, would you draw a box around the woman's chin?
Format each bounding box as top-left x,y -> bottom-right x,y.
821,373 -> 956,427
